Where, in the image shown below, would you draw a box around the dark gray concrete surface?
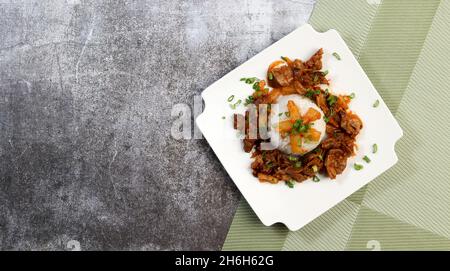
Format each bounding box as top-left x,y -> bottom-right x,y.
0,0 -> 314,250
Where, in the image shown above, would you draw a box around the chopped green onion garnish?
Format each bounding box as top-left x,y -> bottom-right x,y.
305,89 -> 321,98
229,99 -> 241,109
293,119 -> 302,130
332,52 -> 341,60
268,73 -> 274,80
241,77 -> 258,84
291,119 -> 311,134
372,144 -> 378,154
323,115 -> 330,123
349,92 -> 355,99
285,112 -> 290,117
253,82 -> 260,91
286,180 -> 295,188
373,99 -> 380,108
327,95 -> 337,106
288,156 -> 298,162
222,116 -> 225,119
363,155 -> 371,163
354,163 -> 363,170
244,95 -> 254,106
227,95 -> 235,102
322,70 -> 329,76
294,161 -> 302,168
281,56 -> 289,62
278,112 -> 283,117
298,123 -> 310,133
312,175 -> 320,182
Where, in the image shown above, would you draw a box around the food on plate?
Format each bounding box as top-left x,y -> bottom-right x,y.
233,49 -> 363,186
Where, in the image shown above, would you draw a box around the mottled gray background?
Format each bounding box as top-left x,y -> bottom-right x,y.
0,0 -> 315,250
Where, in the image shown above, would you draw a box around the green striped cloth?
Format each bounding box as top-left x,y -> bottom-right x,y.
223,0 -> 450,251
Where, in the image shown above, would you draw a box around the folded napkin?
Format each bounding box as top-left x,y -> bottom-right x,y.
223,0 -> 450,250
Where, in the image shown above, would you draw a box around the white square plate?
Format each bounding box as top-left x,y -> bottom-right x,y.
196,24 -> 403,231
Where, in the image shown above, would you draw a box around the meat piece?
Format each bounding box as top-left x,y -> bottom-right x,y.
316,72 -> 329,85
327,112 -> 341,128
265,149 -> 289,167
291,49 -> 329,88
305,48 -> 324,70
270,170 -> 292,182
340,112 -> 363,137
285,167 -> 309,182
321,137 -> 341,150
292,59 -> 304,79
293,59 -> 304,70
254,88 -> 281,106
303,158 -> 323,177
257,173 -> 280,184
293,80 -> 306,95
300,151 -> 324,176
326,124 -> 339,136
315,93 -> 329,115
338,134 -> 357,156
298,72 -> 313,87
325,149 -> 347,179
251,153 -> 264,172
268,62 -> 293,87
295,71 -> 328,88
243,138 -> 256,153
250,152 -> 271,174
